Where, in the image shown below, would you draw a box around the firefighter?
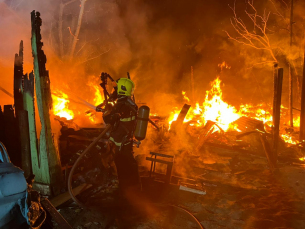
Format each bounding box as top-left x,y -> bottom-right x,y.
102,78 -> 140,195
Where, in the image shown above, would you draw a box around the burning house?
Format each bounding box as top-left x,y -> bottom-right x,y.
1,0 -> 305,228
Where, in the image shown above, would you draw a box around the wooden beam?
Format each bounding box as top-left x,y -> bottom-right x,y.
50,183 -> 91,208
14,40 -> 24,115
300,30 -> 305,141
272,67 -> 283,164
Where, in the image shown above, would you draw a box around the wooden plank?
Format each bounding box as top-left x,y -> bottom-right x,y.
259,133 -> 276,170
146,157 -> 173,165
300,34 -> 305,141
170,104 -> 191,132
232,116 -> 264,132
31,11 -> 63,196
176,104 -> 191,124
150,152 -> 174,158
41,198 -> 73,229
196,120 -> 216,151
50,183 -> 91,208
14,40 -> 24,115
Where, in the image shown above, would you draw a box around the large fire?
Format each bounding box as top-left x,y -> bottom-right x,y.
51,82 -> 104,123
169,77 -> 240,131
50,73 -> 300,146
168,76 -> 300,145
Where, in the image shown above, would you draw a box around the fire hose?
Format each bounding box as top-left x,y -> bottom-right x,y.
68,124 -> 112,209
67,124 -> 204,229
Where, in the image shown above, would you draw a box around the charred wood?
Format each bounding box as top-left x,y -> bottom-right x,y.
259,133 -> 276,170
14,40 -> 24,115
272,67 -> 283,163
232,116 -> 264,132
31,11 -> 63,195
196,120 -> 216,151
2,105 -> 21,167
300,34 -> 305,141
18,110 -> 32,178
170,104 -> 191,133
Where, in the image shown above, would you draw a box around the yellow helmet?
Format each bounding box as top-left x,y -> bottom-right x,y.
117,78 -> 135,96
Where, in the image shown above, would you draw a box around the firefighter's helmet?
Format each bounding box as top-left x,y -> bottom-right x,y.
116,78 -> 135,96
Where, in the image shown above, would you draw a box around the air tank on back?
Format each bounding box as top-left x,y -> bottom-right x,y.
134,106 -> 150,141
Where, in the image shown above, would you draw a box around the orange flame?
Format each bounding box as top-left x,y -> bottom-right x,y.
169,77 -> 240,131
201,77 -> 239,131
87,82 -> 104,106
281,134 -> 298,145
52,90 -> 74,120
167,76 -> 300,145
85,82 -> 105,123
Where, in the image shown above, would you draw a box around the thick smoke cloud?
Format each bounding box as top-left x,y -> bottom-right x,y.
1,0 -> 305,114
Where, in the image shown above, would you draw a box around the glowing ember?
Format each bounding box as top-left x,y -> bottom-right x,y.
182,91 -> 190,102
294,116 -> 300,127
52,90 -> 74,120
300,157 -> 305,161
281,134 -> 298,145
218,61 -> 231,70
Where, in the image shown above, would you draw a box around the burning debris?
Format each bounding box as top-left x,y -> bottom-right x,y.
2,1 -> 305,229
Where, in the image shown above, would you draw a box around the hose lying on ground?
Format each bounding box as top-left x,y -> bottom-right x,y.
68,124 -> 112,209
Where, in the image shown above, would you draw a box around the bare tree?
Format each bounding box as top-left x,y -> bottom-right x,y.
69,0 -> 88,60
225,0 -> 278,65
58,0 -> 77,58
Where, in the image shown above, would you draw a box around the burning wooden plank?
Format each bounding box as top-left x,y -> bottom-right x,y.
232,116 -> 265,132
196,120 -> 216,151
170,104 -> 191,131
176,104 -> 191,124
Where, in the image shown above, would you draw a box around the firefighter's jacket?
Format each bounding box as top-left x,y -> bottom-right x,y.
103,96 -> 138,147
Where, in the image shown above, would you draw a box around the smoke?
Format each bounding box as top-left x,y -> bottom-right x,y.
1,0 -> 305,161
2,0 -> 303,109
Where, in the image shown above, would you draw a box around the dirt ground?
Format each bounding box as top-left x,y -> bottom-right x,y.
53,143 -> 305,229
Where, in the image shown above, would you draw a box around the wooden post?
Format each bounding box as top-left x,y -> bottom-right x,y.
273,67 -> 283,164
289,0 -> 294,127
31,11 -> 63,196
300,32 -> 305,141
272,63 -> 278,130
14,40 -> 32,176
12,40 -> 24,169
14,40 -> 24,114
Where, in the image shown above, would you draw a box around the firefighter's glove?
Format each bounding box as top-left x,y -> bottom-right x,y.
96,101 -> 106,112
